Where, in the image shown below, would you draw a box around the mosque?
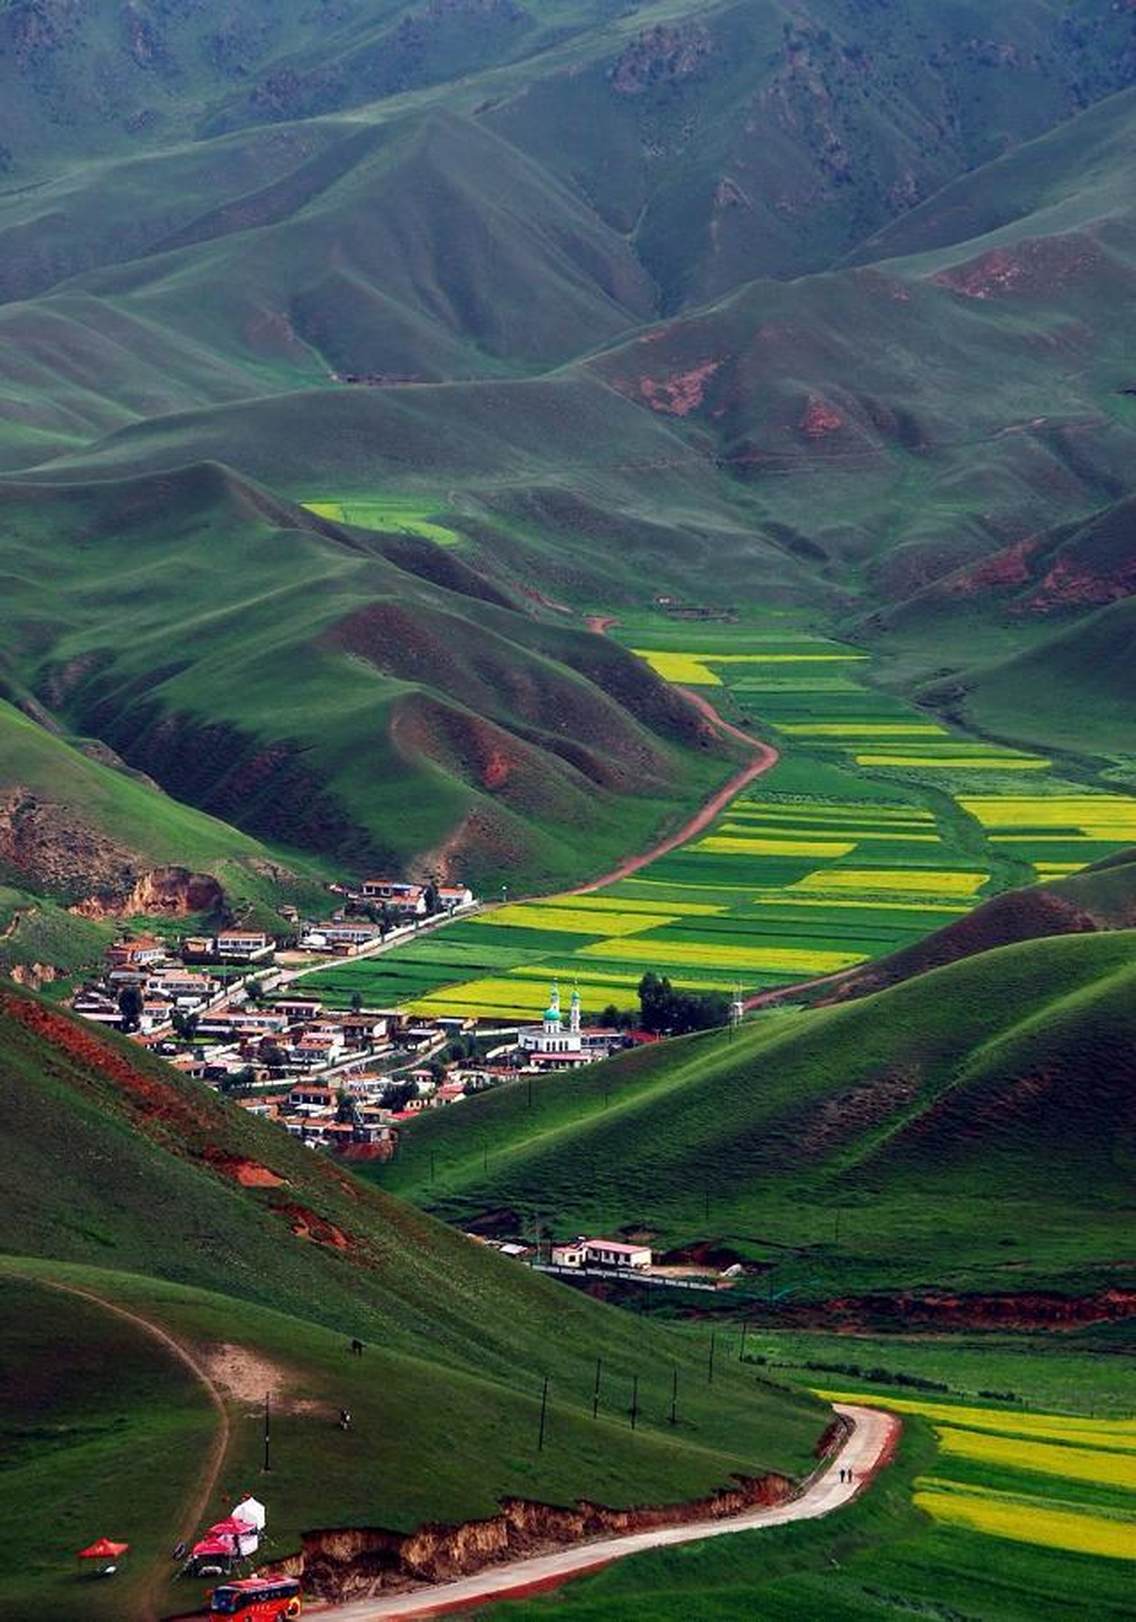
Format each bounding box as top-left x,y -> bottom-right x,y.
515,982 -> 622,1069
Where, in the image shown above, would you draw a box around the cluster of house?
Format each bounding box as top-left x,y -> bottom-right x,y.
235,1062 -> 496,1156
301,879 -> 475,955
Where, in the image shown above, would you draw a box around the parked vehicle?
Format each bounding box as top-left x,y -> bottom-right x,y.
209,1575 -> 301,1619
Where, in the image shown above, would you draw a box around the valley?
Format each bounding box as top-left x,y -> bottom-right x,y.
2,1 -> 1135,1618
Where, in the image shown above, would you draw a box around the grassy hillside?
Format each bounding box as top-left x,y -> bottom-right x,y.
375,930 -> 1136,1295
835,849 -> 1136,998
0,463 -> 738,893
0,979 -> 826,1617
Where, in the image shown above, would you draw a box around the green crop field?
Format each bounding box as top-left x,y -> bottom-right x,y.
317,619 -> 1136,1019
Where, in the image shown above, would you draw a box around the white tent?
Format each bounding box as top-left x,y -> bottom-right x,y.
231,1495 -> 266,1532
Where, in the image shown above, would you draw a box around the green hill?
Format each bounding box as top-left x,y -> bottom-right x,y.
834,849 -> 1136,998
376,930 -> 1136,1297
0,979 -> 826,1618
0,463 -> 736,894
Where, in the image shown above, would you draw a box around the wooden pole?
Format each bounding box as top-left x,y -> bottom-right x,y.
592,1356 -> 602,1420
708,1330 -> 716,1386
263,1391 -> 271,1472
669,1366 -> 678,1427
630,1373 -> 639,1430
538,1376 -> 549,1452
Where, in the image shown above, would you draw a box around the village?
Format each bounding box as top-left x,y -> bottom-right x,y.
66,873 -> 657,1188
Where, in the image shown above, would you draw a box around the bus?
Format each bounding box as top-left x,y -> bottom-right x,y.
209,1575 -> 302,1620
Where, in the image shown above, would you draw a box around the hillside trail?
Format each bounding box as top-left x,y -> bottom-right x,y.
572,618 -> 779,893
323,1402 -> 899,1620
42,1279 -> 230,1622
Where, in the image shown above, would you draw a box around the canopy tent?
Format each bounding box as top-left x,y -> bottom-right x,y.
78,1539 -> 129,1560
206,1518 -> 259,1558
231,1495 -> 266,1531
191,1537 -> 235,1558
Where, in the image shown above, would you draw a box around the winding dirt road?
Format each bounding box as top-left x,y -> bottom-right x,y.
326,1402 -> 899,1620
573,621 -> 780,893
42,1280 -> 230,1622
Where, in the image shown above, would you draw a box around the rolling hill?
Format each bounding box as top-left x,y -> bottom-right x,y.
0,461 -> 739,894
0,978 -> 827,1618
376,928 -> 1136,1299
0,3 -> 1134,901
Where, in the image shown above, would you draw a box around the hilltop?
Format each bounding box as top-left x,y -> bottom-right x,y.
376,928 -> 1136,1301
0,978 -> 827,1618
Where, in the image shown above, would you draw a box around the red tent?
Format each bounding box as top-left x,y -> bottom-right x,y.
78,1539 -> 129,1560
207,1518 -> 251,1537
191,1537 -> 234,1557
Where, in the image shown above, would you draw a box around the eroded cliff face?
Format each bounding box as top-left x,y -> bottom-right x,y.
295,1476 -> 795,1602
70,865 -> 224,918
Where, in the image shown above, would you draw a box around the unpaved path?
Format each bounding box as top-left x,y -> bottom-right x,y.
42,1280 -> 230,1622
326,1402 -> 899,1620
572,622 -> 779,893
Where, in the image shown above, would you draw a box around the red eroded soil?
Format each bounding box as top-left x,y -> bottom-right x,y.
272,1201 -> 355,1250
203,1147 -> 287,1187
2,991 -> 215,1140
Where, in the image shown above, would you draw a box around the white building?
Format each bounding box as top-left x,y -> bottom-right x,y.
516,983 -> 619,1068
551,1237 -> 653,1271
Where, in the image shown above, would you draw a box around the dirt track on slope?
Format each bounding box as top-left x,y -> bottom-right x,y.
572,622 -> 779,892
42,1280 -> 230,1622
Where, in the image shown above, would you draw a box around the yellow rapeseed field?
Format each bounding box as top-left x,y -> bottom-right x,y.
579,939 -> 868,973
485,904 -> 670,936
793,869 -> 989,896
936,1428 -> 1136,1490
960,795 -> 1136,837
696,835 -> 857,857
914,1486 -> 1136,1561
632,650 -> 868,685
855,754 -> 1050,769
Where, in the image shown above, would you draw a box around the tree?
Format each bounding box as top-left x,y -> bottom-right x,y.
423,878 -> 440,916
260,1041 -> 289,1071
349,990 -> 364,1014
171,1009 -> 200,1042
336,1089 -> 361,1124
117,983 -> 144,1032
637,972 -> 728,1037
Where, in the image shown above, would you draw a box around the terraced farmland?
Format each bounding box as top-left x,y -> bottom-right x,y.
307,619 -> 1136,1017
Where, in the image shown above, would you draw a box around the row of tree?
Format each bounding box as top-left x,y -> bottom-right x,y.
598,973 -> 731,1037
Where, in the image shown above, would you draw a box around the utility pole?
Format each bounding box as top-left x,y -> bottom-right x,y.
263,1391 -> 271,1472
430,1149 -> 436,1184
538,1376 -> 549,1452
669,1366 -> 678,1427
630,1373 -> 639,1431
592,1357 -> 602,1420
707,1330 -> 716,1386
739,1319 -> 748,1362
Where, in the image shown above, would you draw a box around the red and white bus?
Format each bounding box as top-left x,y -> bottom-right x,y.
209,1575 -> 302,1620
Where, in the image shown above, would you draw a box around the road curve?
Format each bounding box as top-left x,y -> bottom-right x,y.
572,620 -> 780,892
327,1403 -> 899,1621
